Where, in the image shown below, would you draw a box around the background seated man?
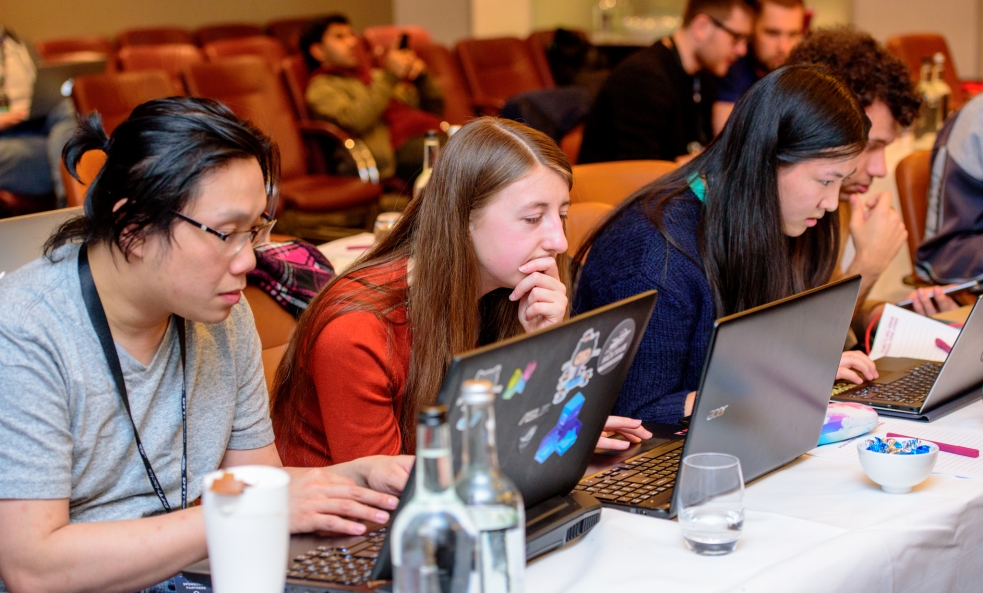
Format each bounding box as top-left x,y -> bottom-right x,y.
787,27 -> 921,332
917,92 -> 983,288
0,26 -> 76,210
300,15 -> 444,183
712,0 -> 805,134
578,0 -> 753,165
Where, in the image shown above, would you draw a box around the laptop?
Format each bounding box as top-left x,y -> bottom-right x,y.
574,275 -> 861,518
0,207 -> 82,277
181,290 -> 658,592
831,296 -> 983,421
28,59 -> 106,121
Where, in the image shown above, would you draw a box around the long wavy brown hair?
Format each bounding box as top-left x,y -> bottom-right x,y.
271,117 -> 572,454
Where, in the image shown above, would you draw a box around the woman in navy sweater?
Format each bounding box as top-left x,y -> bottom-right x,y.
573,65 -> 878,424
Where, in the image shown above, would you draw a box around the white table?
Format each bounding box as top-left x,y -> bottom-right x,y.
527,401 -> 983,592
317,232 -> 374,275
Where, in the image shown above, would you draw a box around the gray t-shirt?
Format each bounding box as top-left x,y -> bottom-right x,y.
0,244 -> 274,523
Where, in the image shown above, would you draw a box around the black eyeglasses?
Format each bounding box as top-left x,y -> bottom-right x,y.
173,211 -> 276,255
706,14 -> 750,45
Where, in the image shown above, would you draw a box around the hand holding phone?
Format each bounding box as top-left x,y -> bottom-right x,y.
896,280 -> 980,308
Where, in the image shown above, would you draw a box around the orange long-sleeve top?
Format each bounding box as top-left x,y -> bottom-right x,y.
276,260 -> 412,467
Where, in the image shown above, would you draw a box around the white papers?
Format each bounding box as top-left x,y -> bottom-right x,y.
868,304 -> 960,363
808,418 -> 983,480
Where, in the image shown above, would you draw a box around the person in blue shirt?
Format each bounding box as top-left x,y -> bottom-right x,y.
573,65 -> 878,424
712,0 -> 805,135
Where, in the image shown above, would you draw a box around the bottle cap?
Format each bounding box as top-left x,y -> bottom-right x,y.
460,380 -> 494,404
418,405 -> 447,427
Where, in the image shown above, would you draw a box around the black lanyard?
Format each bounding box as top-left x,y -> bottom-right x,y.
78,245 -> 188,513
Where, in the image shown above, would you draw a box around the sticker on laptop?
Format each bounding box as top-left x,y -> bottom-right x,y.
503,361 -> 537,400
456,364 -> 504,430
535,392 -> 585,464
596,318 -> 636,375
519,403 -> 551,426
553,329 -> 601,404
517,425 -> 538,451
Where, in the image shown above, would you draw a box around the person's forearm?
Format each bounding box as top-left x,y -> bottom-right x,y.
2,507 -> 206,593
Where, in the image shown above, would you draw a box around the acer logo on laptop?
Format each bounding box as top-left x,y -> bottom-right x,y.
707,405 -> 728,421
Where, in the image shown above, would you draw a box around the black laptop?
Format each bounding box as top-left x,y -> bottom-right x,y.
575,276 -> 861,518
182,290 -> 658,592
831,296 -> 983,421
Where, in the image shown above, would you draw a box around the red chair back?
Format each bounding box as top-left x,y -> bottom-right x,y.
195,23 -> 265,46
36,36 -> 115,62
886,33 -> 966,110
71,70 -> 174,135
117,44 -> 204,94
203,36 -> 287,73
362,25 -> 433,53
455,37 -> 552,113
117,27 -> 194,47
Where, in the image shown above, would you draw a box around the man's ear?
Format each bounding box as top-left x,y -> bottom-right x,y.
689,13 -> 714,43
309,43 -> 327,65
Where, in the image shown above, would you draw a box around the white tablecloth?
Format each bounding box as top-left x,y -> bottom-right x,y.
527,401 -> 983,593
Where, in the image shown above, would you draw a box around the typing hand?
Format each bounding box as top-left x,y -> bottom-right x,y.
837,351 -> 878,384
354,454 -> 413,496
907,285 -> 961,317
847,192 -> 907,280
596,416 -> 652,451
510,255 -> 568,333
0,108 -> 28,131
287,467 -> 399,536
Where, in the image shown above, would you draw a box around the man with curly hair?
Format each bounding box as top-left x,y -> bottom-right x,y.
787,27 -> 921,318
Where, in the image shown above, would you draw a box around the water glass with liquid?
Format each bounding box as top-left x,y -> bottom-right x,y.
677,453 -> 744,555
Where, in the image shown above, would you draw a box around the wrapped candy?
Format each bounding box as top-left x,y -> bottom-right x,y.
864,436 -> 932,455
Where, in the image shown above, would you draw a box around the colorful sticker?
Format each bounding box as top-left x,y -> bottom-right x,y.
519,403 -> 551,426
596,319 -> 636,375
518,425 -> 538,451
553,329 -> 601,404
503,361 -> 537,400
535,392 -> 585,464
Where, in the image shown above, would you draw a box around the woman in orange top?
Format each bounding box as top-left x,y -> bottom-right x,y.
272,117 -> 649,466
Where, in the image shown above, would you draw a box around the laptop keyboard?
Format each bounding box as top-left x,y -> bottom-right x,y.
575,441 -> 683,507
287,528 -> 387,586
832,362 -> 943,408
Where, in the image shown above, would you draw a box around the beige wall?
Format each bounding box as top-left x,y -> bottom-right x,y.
1,0 -> 392,43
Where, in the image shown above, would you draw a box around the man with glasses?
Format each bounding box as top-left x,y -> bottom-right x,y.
712,0 -> 805,134
578,0 -> 754,164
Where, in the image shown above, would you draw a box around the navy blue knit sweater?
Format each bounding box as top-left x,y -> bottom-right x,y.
572,191 -> 715,424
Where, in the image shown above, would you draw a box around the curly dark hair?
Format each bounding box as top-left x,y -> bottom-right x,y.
787,26 -> 921,127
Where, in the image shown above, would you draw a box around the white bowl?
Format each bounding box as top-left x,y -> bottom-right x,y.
857,439 -> 939,494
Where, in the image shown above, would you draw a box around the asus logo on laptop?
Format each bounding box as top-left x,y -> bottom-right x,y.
707,405 -> 728,421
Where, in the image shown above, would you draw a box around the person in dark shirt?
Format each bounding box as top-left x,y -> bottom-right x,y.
712,0 -> 805,134
578,0 -> 753,165
573,65 -> 878,424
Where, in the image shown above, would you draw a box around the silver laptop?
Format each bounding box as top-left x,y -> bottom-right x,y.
29,60 -> 106,120
0,207 -> 81,276
576,275 -> 862,518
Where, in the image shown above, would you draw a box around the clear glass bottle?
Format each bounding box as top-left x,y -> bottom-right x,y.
455,380 -> 525,593
931,52 -> 952,126
392,406 -> 478,593
413,130 -> 441,199
915,57 -> 938,139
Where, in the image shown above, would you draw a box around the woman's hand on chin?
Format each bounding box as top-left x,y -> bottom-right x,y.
596,416 -> 652,451
511,255 -> 568,333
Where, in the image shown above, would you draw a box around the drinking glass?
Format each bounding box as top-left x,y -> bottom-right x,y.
677,453 -> 745,555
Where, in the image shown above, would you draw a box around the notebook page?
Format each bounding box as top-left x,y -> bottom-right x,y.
807,418 -> 983,480
869,304 -> 960,363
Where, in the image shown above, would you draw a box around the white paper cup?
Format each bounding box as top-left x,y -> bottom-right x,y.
203,465 -> 290,593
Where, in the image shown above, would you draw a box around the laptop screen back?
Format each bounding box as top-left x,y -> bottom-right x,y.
676,276 -> 861,510
0,207 -> 82,276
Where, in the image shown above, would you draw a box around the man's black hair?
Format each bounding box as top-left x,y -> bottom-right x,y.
299,14 -> 351,71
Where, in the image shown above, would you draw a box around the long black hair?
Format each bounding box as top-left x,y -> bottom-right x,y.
575,64 -> 870,317
45,96 -> 279,259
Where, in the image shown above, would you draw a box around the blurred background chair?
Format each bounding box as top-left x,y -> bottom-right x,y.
194,23 -> 265,46
571,160 -> 677,206
117,27 -> 194,47
203,36 -> 287,73
184,56 -> 383,241
36,36 -> 115,67
267,17 -> 319,55
566,201 -> 613,258
455,36 -> 552,115
896,150 -> 932,285
71,69 -> 175,135
886,33 -> 972,110
117,44 -> 204,94
362,25 -> 432,53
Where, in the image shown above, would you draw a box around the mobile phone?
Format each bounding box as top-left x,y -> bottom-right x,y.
896,279 -> 981,308
398,33 -> 409,49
